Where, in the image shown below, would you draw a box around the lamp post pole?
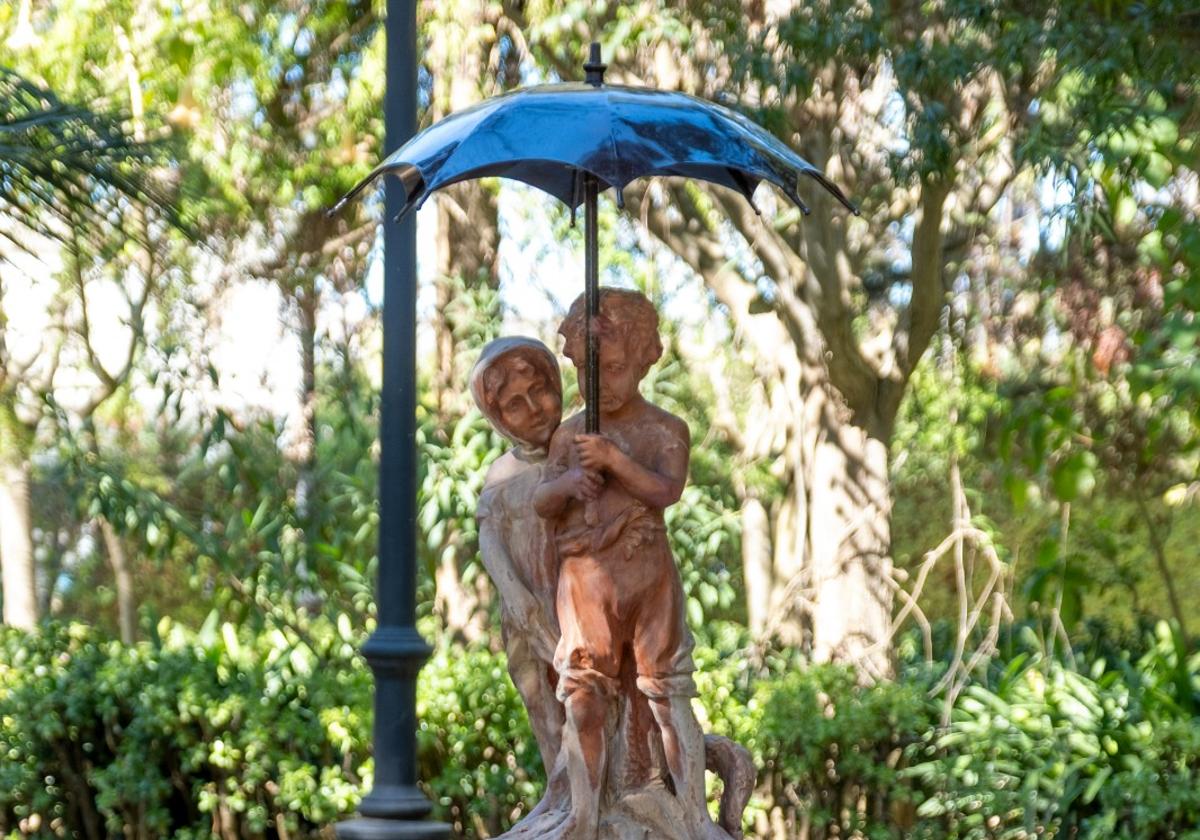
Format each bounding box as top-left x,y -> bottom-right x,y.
336,1 -> 449,837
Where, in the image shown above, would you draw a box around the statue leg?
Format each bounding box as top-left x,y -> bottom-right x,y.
641,692 -> 728,839
554,554 -> 621,840
634,573 -> 730,840
560,678 -> 609,837
507,637 -> 565,778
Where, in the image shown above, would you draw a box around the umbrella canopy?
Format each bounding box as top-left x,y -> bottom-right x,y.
333,44 -> 855,434
331,83 -> 857,219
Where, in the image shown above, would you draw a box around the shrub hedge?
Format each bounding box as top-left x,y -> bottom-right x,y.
1,620 -> 1196,839
0,619 -> 370,839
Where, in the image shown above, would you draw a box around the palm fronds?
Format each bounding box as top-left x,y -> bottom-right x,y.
0,67 -> 182,256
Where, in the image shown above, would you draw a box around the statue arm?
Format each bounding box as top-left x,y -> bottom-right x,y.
603,444 -> 686,510
534,423 -> 599,517
478,516 -> 537,617
576,417 -> 689,510
478,518 -> 557,661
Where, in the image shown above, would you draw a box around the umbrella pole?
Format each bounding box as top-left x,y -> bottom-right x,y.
584,172 -> 600,434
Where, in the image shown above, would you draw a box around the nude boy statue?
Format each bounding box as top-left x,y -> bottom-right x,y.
533,289 -> 731,840
470,337 -> 566,777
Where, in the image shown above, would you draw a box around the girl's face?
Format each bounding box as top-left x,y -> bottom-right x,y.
495,362 -> 562,449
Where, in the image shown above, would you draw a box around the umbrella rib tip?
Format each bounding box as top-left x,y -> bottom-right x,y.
801,167 -> 858,216
326,189 -> 359,218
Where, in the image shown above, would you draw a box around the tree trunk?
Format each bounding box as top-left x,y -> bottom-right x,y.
0,434 -> 37,630
297,290 -> 318,484
99,518 -> 137,644
741,496 -> 773,638
429,185 -> 499,638
424,2 -> 504,640
293,288 -> 322,611
1135,495 -> 1189,639
629,185 -> 899,675
427,0 -> 501,421
769,431 -> 809,648
432,180 -> 500,420
807,407 -> 894,679
433,546 -> 487,646
748,374 -> 895,678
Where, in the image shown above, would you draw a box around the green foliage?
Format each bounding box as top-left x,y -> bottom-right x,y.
418,649 -> 542,837
695,623 -> 1200,840
1130,206 -> 1200,449
650,349 -> 744,629
666,482 -> 741,628
415,408 -> 505,620
1,620 -> 1196,840
3,0 -> 384,221
39,355 -> 385,632
0,68 -> 180,255
0,619 -> 371,838
0,623 -> 545,839
907,623 -> 1200,839
3,3 -> 1199,839
758,668 -> 931,836
0,622 -> 544,839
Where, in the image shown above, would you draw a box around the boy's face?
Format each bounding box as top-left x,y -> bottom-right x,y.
494,359 -> 561,449
594,338 -> 644,415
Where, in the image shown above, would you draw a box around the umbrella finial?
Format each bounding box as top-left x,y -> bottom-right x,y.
584,42 -> 606,87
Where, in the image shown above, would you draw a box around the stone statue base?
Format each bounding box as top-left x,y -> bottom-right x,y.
500,784 -> 703,840
335,818 -> 452,839
496,684 -> 753,840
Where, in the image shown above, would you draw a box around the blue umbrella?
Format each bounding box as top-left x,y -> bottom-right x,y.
333,44 -> 856,432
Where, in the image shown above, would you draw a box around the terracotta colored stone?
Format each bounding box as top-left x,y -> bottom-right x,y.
473,294 -> 753,840
471,337 -> 568,779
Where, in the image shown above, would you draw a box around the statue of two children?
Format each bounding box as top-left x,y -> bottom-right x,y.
470,289 -> 751,840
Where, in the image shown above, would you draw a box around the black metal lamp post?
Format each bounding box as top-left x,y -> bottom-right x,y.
335,0 -> 450,837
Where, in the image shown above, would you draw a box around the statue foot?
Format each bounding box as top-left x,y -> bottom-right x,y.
691,818 -> 735,840
526,769 -> 569,820
556,812 -> 598,840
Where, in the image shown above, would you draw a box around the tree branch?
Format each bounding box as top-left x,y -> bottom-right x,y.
894,175 -> 952,380
626,185 -> 788,360
699,182 -> 884,427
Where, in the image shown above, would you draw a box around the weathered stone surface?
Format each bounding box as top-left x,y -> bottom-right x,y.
471,290 -> 755,840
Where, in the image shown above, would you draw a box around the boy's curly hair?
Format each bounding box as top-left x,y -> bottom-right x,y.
559,288 -> 663,371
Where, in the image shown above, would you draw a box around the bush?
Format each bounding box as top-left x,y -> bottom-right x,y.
417,649 -> 541,837
0,619 -> 371,839
0,621 -> 545,839
1,620 -> 1196,839
694,623 -> 1200,839
906,623 -> 1200,839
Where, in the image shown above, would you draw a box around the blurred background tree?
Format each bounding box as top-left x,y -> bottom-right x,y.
0,65 -> 184,632
0,0 -> 1197,837
506,0 -> 1200,678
